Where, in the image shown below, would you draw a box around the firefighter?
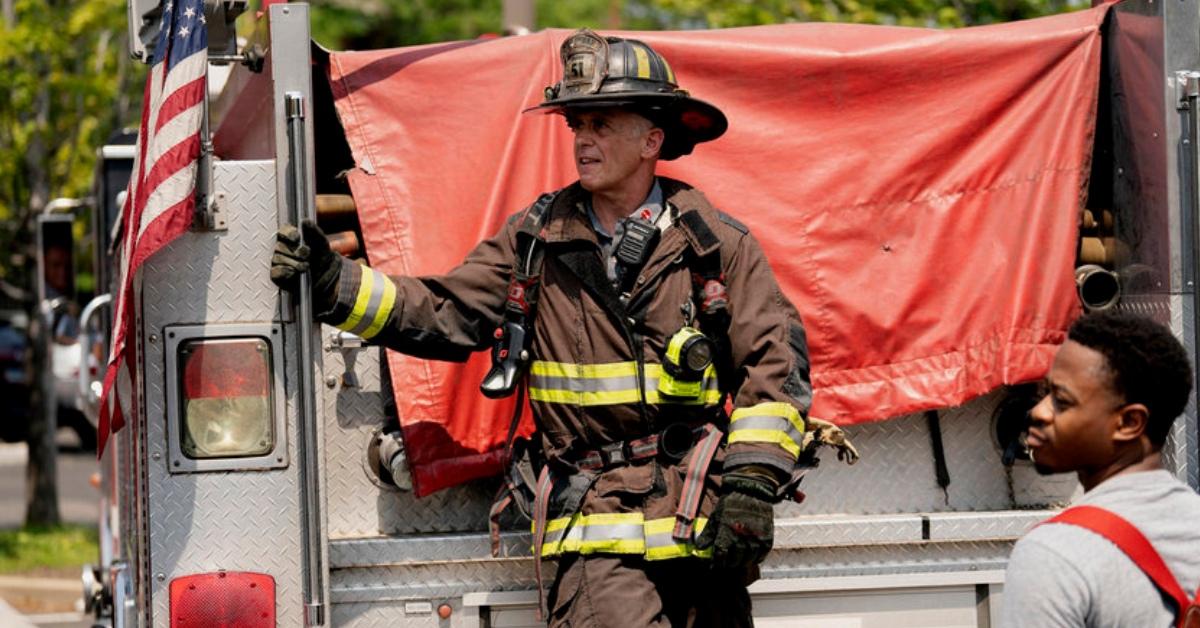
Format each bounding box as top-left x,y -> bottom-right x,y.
272,28 -> 855,627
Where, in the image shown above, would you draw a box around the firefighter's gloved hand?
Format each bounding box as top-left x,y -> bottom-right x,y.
270,219 -> 341,314
803,417 -> 860,465
695,466 -> 778,569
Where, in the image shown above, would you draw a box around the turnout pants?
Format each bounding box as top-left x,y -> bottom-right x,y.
547,555 -> 755,627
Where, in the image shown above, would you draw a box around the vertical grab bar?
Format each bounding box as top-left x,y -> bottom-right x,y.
285,91 -> 326,627
1178,72 -> 1200,407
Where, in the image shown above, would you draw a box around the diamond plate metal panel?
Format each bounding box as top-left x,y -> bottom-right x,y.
141,161 -> 307,628
328,541 -> 1017,627
328,509 -> 1047,572
332,601 -> 467,628
1163,293 -> 1200,490
761,541 -> 1015,580
784,390 -> 1078,516
332,560 -> 533,603
926,511 -> 1053,541
321,343 -> 498,538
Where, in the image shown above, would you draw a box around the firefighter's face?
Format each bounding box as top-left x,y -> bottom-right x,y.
1025,340 -> 1132,479
566,109 -> 662,193
44,245 -> 70,294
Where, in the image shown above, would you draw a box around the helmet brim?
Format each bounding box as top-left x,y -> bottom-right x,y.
523,92 -> 728,145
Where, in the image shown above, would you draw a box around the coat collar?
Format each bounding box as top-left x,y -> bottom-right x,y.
541,177 -> 722,259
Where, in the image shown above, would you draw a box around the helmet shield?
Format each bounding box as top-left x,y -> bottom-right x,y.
527,28 -> 728,160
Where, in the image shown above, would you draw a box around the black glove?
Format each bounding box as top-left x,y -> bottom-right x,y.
695,466 -> 779,569
270,219 -> 341,314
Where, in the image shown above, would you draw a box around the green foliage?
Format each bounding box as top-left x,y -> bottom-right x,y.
307,0 -> 1084,52
308,0 -> 668,51
0,0 -> 142,299
647,0 -> 1085,28
309,0 -> 502,50
0,525 -> 99,574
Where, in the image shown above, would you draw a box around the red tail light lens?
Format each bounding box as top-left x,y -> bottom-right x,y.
178,338 -> 273,459
170,571 -> 275,627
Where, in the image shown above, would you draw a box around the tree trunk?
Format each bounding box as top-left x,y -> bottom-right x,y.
25,308 -> 60,527
24,80 -> 60,528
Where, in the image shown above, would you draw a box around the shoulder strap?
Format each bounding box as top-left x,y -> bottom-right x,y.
1048,505 -> 1193,626
480,192 -> 558,400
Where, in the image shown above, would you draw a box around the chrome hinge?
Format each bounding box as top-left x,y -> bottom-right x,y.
1175,70 -> 1200,110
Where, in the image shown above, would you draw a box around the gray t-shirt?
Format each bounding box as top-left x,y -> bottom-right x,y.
999,469 -> 1200,627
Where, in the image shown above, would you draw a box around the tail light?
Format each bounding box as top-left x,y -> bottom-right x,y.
170,571 -> 275,627
179,338 -> 273,459
165,324 -> 287,473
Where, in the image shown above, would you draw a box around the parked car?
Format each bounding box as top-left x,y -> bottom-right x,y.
0,306 -> 96,450
0,310 -> 30,443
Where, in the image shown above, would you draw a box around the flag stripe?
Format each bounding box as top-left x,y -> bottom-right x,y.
140,133 -> 201,223
99,0 -> 207,457
154,77 -> 206,135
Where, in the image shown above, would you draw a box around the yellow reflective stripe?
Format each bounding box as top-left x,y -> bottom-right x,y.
644,517 -> 712,561
530,388 -> 642,405
529,361 -> 721,407
531,361 -> 638,379
633,45 -> 651,78
339,266 -> 374,332
729,402 -> 807,458
731,401 -> 806,433
360,269 -> 396,339
537,514 -> 713,560
728,428 -> 801,457
661,57 -> 676,84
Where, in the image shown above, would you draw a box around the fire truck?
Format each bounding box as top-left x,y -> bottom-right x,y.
77,0 -> 1199,626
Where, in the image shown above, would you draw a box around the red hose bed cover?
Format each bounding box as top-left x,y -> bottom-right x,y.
327,5 -> 1107,495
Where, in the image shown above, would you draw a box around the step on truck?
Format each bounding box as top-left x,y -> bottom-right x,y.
77,0 -> 1200,625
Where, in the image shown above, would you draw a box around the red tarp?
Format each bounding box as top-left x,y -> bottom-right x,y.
327,6 -> 1106,496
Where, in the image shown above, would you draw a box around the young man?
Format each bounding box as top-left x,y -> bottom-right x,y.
273,29 -> 853,627
1000,311 -> 1200,627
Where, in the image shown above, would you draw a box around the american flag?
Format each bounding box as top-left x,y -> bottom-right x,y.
98,0 -> 207,456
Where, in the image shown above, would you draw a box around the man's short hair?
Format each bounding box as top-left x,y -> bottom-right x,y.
1067,311 -> 1193,445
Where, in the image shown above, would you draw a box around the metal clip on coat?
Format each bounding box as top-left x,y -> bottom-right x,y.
481,320 -> 529,398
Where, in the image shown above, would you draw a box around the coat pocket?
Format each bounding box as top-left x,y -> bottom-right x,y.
594,462 -> 655,499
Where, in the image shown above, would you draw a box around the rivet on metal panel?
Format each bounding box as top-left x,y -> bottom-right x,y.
149,334 -> 158,344
151,452 -> 161,461
325,376 -> 338,388
156,573 -> 165,582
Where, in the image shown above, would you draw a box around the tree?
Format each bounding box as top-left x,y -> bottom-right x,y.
305,0 -> 1085,52
0,0 -> 142,526
642,0 -> 1086,29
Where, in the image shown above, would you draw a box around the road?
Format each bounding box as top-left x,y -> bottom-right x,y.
0,434 -> 99,528
0,432 -> 101,628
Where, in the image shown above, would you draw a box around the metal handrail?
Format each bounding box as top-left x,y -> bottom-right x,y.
77,293 -> 113,416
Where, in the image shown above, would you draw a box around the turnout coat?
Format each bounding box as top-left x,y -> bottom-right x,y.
321,177 -> 813,560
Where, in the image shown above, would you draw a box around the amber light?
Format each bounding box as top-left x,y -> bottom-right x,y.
179,338 -> 273,459
170,571 -> 274,627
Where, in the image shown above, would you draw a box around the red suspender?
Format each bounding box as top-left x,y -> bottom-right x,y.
1047,505 -> 1197,628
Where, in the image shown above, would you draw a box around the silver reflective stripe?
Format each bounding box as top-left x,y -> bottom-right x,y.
543,520 -> 645,546
531,373 -> 641,394
730,415 -> 805,449
347,268 -> 391,336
